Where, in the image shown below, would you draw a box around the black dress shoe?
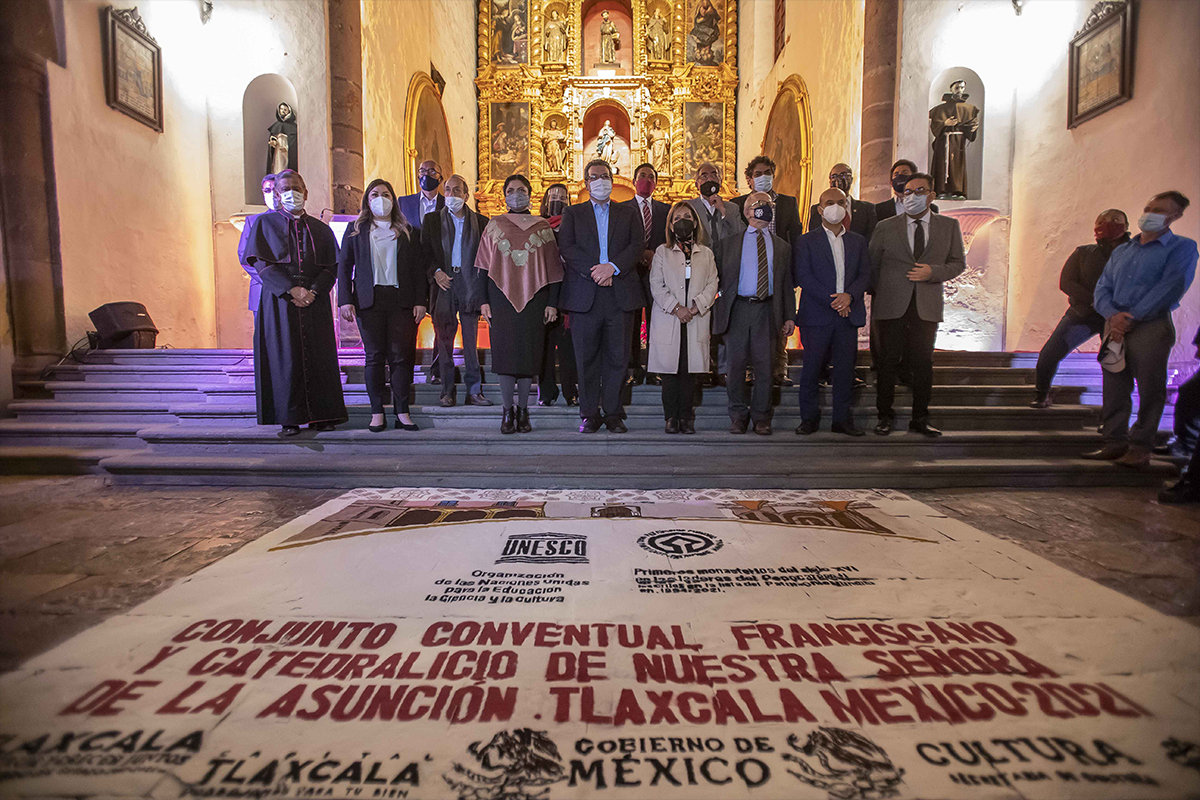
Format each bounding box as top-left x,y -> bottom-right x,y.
831,421 -> 866,437
680,418 -> 696,435
606,417 -> 628,433
517,407 -> 532,433
310,422 -> 337,431
908,421 -> 943,437
1158,478 -> 1200,504
716,375 -> 727,387
580,417 -> 602,433
429,374 -> 442,385
281,425 -> 301,437
777,376 -> 794,387
648,374 -> 662,386
395,418 -> 420,431
665,418 -> 679,434
538,397 -> 556,406
795,420 -> 819,435
565,397 -> 579,407
500,406 -> 517,434
440,395 -> 457,408
466,393 -> 494,406
729,419 -> 748,434
753,420 -> 773,436
874,419 -> 893,436
1029,396 -> 1052,409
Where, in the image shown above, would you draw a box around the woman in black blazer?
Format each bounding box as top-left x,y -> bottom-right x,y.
337,178 -> 429,432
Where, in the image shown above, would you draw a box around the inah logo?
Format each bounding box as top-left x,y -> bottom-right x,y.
496,533 -> 588,564
637,529 -> 724,558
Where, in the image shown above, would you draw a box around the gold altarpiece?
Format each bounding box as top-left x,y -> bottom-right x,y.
475,0 -> 738,214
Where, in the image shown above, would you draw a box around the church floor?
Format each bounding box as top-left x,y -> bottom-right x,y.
0,476 -> 1196,673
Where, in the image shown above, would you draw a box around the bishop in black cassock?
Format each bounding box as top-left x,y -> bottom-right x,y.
245,207 -> 347,430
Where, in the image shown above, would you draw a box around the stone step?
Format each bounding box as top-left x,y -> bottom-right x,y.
97,451 -> 1176,489
78,348 -> 255,366
0,446 -> 129,475
0,421 -> 149,449
44,381 -> 212,402
47,363 -> 238,384
8,401 -> 178,424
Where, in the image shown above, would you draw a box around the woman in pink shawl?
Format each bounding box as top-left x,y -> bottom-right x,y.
477,175 -> 564,434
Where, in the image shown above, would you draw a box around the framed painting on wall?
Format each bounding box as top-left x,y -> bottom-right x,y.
1067,0 -> 1134,129
490,102 -> 530,178
683,102 -> 723,177
101,6 -> 164,132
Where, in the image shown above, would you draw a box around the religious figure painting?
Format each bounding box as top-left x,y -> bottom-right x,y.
490,102 -> 530,177
412,83 -> 452,185
645,6 -> 671,62
646,115 -> 671,174
102,6 -> 163,132
929,80 -> 980,200
492,0 -> 528,64
543,7 -> 569,63
763,91 -> 804,202
684,102 -> 723,175
542,115 -> 570,175
687,0 -> 723,66
1068,0 -> 1134,128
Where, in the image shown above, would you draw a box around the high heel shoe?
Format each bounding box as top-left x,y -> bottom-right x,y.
395,417 -> 419,431
501,406 -> 517,434
368,419 -> 387,433
517,407 -> 532,433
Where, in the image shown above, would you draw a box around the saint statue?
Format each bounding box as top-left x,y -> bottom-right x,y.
544,9 -> 568,62
647,118 -> 670,173
646,9 -> 669,61
596,119 -> 621,174
266,102 -> 298,176
929,80 -> 981,199
598,10 -> 619,64
543,118 -> 568,174
689,0 -> 720,65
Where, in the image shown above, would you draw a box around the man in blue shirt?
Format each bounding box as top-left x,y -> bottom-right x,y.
1085,191 -> 1198,467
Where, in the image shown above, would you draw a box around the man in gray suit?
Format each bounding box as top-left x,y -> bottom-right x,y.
688,161 -> 745,385
712,192 -> 796,435
868,172 -> 966,437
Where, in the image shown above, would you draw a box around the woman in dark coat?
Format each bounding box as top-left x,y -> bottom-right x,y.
245,169 -> 347,435
337,178 -> 429,432
476,175 -> 564,434
536,183 -> 577,406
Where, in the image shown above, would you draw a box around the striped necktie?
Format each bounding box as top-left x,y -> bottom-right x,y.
641,198 -> 652,250
755,229 -> 769,299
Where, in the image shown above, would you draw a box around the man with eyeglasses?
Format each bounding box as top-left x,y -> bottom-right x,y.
400,160 -> 447,383
868,172 -> 966,438
807,163 -> 877,241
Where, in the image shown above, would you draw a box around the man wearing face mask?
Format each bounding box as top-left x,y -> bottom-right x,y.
807,163 -> 877,242
424,175 -> 492,408
794,188 -> 871,436
712,192 -> 796,435
238,173 -> 276,318
1085,191 -> 1198,468
868,172 -> 966,438
559,159 -> 647,433
687,162 -> 745,248
243,169 -> 347,435
620,163 -> 670,386
1031,209 -> 1130,409
875,159 -> 939,222
400,160 -> 447,383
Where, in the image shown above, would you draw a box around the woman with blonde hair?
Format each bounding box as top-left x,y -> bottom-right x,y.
648,200 -> 718,434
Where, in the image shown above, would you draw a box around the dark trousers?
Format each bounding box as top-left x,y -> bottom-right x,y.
1035,310 -> 1105,398
1101,315 -> 1175,449
725,298 -> 775,423
572,286 -> 633,421
799,322 -> 858,424
876,295 -> 938,423
868,311 -> 908,378
356,285 -> 417,415
661,321 -> 696,421
628,306 -> 650,378
539,315 -> 578,403
1174,369 -> 1200,480
435,311 -> 483,397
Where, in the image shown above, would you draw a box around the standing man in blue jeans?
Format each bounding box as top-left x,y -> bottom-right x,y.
1084,191 -> 1198,468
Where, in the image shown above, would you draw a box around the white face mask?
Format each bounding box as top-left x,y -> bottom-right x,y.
262,190 -> 276,210
902,192 -> 929,215
444,196 -> 466,213
369,195 -> 393,218
821,203 -> 847,225
280,189 -> 305,214
1137,212 -> 1169,233
752,174 -> 774,193
589,178 -> 613,202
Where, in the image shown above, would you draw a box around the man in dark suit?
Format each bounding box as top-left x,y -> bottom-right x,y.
424,175 -> 492,408
794,188 -> 871,436
401,160 -> 447,384
732,156 -> 802,386
237,173 -> 276,317
868,173 -> 966,438
713,192 -> 796,435
559,159 -> 646,433
874,159 -> 939,222
808,163 -> 877,241
620,162 -> 670,385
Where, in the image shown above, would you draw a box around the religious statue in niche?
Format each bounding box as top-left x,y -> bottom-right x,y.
543,117 -> 570,174
544,8 -> 569,63
647,117 -> 670,173
266,102 -> 298,175
492,0 -> 528,64
929,80 -> 980,200
598,10 -> 620,64
688,0 -> 722,66
645,8 -> 670,61
595,119 -> 622,174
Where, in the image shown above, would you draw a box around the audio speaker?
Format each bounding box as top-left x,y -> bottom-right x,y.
88,302 -> 158,349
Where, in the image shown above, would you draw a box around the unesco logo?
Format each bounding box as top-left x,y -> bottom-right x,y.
496,533 -> 588,565
637,529 -> 724,559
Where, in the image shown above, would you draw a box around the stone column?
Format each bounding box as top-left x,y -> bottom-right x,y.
327,0 -> 364,214
0,49 -> 67,386
859,0 -> 901,203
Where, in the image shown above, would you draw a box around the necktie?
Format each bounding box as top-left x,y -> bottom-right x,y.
755,229 -> 769,300
641,199 -> 652,250
710,209 -> 720,245
913,218 -> 925,261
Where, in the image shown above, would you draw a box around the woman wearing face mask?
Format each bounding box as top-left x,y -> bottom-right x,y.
537,184 -> 578,406
337,179 -> 428,432
243,169 -> 347,436
648,202 -> 718,433
476,175 -> 565,433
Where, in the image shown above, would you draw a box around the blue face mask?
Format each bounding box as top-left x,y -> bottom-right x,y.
751,204 -> 773,223
419,174 -> 441,192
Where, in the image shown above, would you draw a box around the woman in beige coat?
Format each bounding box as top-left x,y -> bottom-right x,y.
648,201 -> 719,434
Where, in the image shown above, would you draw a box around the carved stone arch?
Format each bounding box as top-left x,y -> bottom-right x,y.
404,72 -> 454,194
